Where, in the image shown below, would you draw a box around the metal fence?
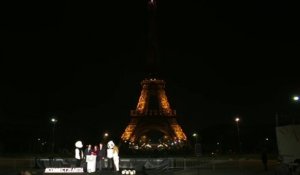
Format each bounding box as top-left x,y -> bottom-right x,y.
0,158 -> 35,170
0,157 -> 245,171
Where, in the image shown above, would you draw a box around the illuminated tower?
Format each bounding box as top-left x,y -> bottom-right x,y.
121,78 -> 187,149
145,0 -> 160,77
120,0 -> 187,149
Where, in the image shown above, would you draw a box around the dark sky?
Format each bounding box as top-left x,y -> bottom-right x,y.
1,0 -> 299,152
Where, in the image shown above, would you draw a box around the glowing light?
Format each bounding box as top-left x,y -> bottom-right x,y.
293,95 -> 299,101
121,124 -> 136,141
51,118 -> 57,123
122,170 -> 136,175
171,124 -> 187,140
136,89 -> 147,113
158,90 -> 173,115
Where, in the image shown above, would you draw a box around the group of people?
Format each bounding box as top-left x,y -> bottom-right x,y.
74,140 -> 120,172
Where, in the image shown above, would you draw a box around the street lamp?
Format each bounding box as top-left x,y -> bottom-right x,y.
265,137 -> 269,141
192,133 -> 198,143
103,132 -> 109,143
291,95 -> 300,124
293,95 -> 299,102
235,117 -> 241,154
50,117 -> 58,154
192,132 -> 202,156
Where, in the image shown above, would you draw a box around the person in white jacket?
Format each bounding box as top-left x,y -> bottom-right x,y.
106,140 -> 114,171
74,141 -> 84,167
106,140 -> 119,172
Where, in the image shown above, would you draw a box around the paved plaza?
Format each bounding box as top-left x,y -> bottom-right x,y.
1,157 -> 297,175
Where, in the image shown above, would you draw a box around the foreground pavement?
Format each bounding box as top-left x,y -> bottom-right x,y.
0,158 -> 297,175
0,168 -> 292,175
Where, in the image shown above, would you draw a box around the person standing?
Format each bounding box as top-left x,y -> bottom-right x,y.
83,144 -> 92,172
74,141 -> 84,167
97,143 -> 106,172
91,145 -> 99,156
261,149 -> 268,171
113,144 -> 120,172
83,144 -> 92,159
106,141 -> 115,171
89,145 -> 99,172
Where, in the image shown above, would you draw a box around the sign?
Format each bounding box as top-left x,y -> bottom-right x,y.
44,168 -> 84,173
86,155 -> 96,173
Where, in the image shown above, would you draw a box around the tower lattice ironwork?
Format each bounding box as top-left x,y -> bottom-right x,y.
120,0 -> 188,149
121,78 -> 187,149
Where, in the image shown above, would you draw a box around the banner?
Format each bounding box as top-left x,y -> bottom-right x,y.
44,167 -> 83,173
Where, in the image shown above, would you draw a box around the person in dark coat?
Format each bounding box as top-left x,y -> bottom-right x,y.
83,144 -> 92,159
261,149 -> 268,171
83,144 -> 92,172
97,143 -> 106,171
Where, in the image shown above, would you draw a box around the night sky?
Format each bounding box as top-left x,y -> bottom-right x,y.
1,0 -> 299,153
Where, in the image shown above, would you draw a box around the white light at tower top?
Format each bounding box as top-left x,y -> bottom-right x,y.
149,0 -> 156,5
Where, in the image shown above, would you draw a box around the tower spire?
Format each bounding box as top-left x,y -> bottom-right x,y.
146,0 -> 160,78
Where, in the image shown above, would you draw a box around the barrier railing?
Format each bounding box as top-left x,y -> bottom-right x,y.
0,157 -> 252,171
0,158 -> 35,170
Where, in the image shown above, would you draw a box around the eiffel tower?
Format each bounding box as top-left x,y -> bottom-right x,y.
120,0 -> 187,149
121,78 -> 188,149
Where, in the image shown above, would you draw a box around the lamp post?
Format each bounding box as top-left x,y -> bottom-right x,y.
192,133 -> 198,143
50,117 -> 58,155
293,95 -> 299,102
235,117 -> 241,154
193,132 -> 201,156
103,132 -> 109,143
292,95 -> 299,124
